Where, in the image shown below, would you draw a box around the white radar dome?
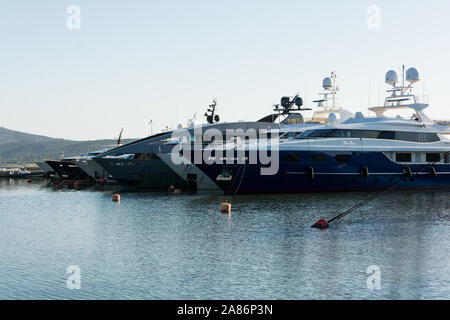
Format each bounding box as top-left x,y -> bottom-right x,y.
322,77 -> 332,90
328,113 -> 337,122
406,67 -> 419,83
385,70 -> 398,85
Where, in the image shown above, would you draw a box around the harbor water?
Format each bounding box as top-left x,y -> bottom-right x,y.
0,179 -> 449,299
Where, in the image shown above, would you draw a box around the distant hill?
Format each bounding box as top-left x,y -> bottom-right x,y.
0,127 -> 137,164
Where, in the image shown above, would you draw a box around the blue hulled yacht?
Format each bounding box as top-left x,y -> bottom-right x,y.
191,67 -> 450,194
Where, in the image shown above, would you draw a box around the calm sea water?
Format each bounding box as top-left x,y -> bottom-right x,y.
0,179 -> 449,299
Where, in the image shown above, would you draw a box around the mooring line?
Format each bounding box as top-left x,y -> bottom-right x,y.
312,151 -> 450,228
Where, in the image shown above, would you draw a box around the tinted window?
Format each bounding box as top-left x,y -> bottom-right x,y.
327,130 -> 351,137
396,132 -> 419,142
311,154 -> 327,162
335,154 -> 351,162
350,130 -> 380,139
283,154 -> 301,162
378,131 -> 396,140
426,153 -> 441,162
419,133 -> 440,142
296,129 -> 440,143
396,153 -> 412,162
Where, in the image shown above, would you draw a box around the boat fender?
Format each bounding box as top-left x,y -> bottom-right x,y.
220,202 -> 231,214
362,166 -> 369,178
308,166 -> 314,180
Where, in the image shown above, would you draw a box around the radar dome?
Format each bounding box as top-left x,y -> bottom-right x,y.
406,67 -> 419,83
385,70 -> 398,85
328,113 -> 337,122
323,77 -> 332,90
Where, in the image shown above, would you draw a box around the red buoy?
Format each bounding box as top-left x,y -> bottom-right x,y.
27,179 -> 32,183
311,219 -> 329,229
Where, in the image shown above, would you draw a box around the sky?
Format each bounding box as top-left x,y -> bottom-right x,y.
1,0 -> 450,140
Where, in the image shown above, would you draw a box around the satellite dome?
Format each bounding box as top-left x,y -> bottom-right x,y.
406,67 -> 419,83
328,113 -> 337,122
323,77 -> 332,90
385,70 -> 398,85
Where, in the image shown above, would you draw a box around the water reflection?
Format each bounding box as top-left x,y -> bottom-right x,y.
0,180 -> 448,299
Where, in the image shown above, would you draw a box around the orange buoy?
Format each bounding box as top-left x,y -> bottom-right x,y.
220,202 -> 231,214
112,193 -> 120,202
173,189 -> 182,195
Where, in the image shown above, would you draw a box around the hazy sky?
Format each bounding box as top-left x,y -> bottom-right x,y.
1,0 -> 450,140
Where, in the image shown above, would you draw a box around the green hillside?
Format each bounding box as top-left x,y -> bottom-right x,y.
0,127 -> 137,164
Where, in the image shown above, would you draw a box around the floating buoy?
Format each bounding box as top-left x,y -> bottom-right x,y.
168,185 -> 175,192
27,179 -> 32,184
112,193 -> 120,202
173,189 -> 182,195
220,202 -> 231,214
311,218 -> 329,229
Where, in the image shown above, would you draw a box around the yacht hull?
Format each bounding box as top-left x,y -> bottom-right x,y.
194,150 -> 450,194
93,157 -> 186,190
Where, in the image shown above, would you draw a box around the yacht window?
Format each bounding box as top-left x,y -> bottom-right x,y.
396,153 -> 412,162
378,131 -> 396,140
282,154 -> 301,162
335,154 -> 351,162
396,132 -> 419,142
327,130 -> 351,138
297,129 -> 440,143
134,153 -> 160,160
426,153 -> 441,162
350,130 -> 379,139
311,154 -> 327,162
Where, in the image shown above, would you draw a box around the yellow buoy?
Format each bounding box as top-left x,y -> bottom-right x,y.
112,194 -> 120,202
220,202 -> 231,214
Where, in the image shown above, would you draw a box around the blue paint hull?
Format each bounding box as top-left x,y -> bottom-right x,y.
194,151 -> 450,194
